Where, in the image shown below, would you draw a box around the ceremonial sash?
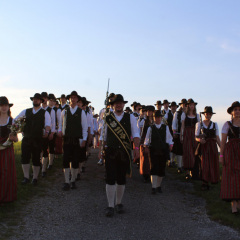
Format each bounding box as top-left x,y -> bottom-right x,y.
106,112 -> 132,176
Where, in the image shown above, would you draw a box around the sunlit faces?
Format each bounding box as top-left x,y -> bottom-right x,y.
232,107 -> 240,118
204,113 -> 213,120
113,101 -> 125,113
147,110 -> 154,117
156,104 -> 162,110
171,105 -> 177,113
181,104 -> 187,111
77,100 -> 83,108
0,104 -> 9,114
70,95 -> 78,105
135,106 -> 141,113
42,97 -> 48,104
154,116 -> 162,125
49,99 -> 55,107
60,97 -> 67,105
188,103 -> 195,111
163,103 -> 169,110
33,98 -> 41,107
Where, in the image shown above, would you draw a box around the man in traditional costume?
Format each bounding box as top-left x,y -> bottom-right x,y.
99,94 -> 140,217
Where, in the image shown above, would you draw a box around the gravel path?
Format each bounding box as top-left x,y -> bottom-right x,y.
4,149 -> 240,240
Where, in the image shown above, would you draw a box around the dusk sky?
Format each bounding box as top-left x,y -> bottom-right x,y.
1,0 -> 240,130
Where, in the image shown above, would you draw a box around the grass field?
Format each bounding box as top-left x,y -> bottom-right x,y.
167,165 -> 240,231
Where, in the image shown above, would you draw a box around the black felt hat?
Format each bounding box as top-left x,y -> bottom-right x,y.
201,106 -> 216,115
187,98 -> 198,105
57,94 -> 67,100
110,94 -> 128,105
154,100 -> 162,106
77,95 -> 82,102
48,93 -> 56,100
108,93 -> 115,98
154,110 -> 164,117
125,106 -> 131,112
179,98 -> 188,105
67,91 -> 78,99
163,99 -> 170,105
140,105 -> 146,111
227,101 -> 240,114
134,102 -> 142,109
0,96 -> 13,107
169,101 -> 179,108
131,101 -> 137,107
41,92 -> 49,99
146,105 -> 155,112
30,93 -> 44,102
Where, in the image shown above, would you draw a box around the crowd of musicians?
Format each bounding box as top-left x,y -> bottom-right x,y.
0,92 -> 240,217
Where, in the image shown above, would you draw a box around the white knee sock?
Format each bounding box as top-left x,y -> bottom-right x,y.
151,175 -> 158,188
171,153 -> 176,164
157,176 -> 163,188
64,168 -> 70,183
116,184 -> 125,205
106,184 -> 116,208
49,154 -> 54,165
42,157 -> 48,172
70,168 -> 78,182
32,166 -> 40,179
177,156 -> 183,168
22,164 -> 30,179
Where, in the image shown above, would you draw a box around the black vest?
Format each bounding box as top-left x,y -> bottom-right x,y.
177,110 -> 183,133
228,121 -> 240,139
202,122 -> 216,139
140,117 -> 153,144
185,115 -> 198,127
53,107 -> 58,130
107,113 -> 131,148
150,124 -> 168,154
60,104 -> 69,111
65,107 -> 83,138
23,108 -> 45,138
0,117 -> 13,143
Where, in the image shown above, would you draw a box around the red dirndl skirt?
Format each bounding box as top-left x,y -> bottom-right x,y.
139,145 -> 150,175
0,145 -> 17,203
55,136 -> 63,154
201,138 -> 219,183
183,126 -> 197,170
220,139 -> 240,201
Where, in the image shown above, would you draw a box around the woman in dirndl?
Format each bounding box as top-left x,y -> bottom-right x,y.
180,99 -> 200,179
220,101 -> 240,214
195,106 -> 220,190
0,97 -> 18,203
139,105 -> 154,183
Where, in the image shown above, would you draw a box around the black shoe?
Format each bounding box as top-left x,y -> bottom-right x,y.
115,204 -> 124,214
232,211 -> 239,216
71,182 -> 77,189
82,167 -> 86,173
21,178 -> 30,185
105,207 -> 114,217
32,179 -> 38,185
152,188 -> 157,195
47,165 -> 53,170
42,172 -> 46,178
185,174 -> 192,180
62,183 -> 70,191
76,173 -> 81,181
157,187 -> 162,193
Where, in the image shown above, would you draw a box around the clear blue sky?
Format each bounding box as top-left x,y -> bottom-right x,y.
1,0 -> 239,128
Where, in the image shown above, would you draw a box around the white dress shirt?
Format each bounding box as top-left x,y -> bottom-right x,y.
59,105 -> 88,141
144,123 -> 173,146
43,106 -> 56,133
100,111 -> 140,141
181,112 -> 200,122
14,108 -> 51,127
